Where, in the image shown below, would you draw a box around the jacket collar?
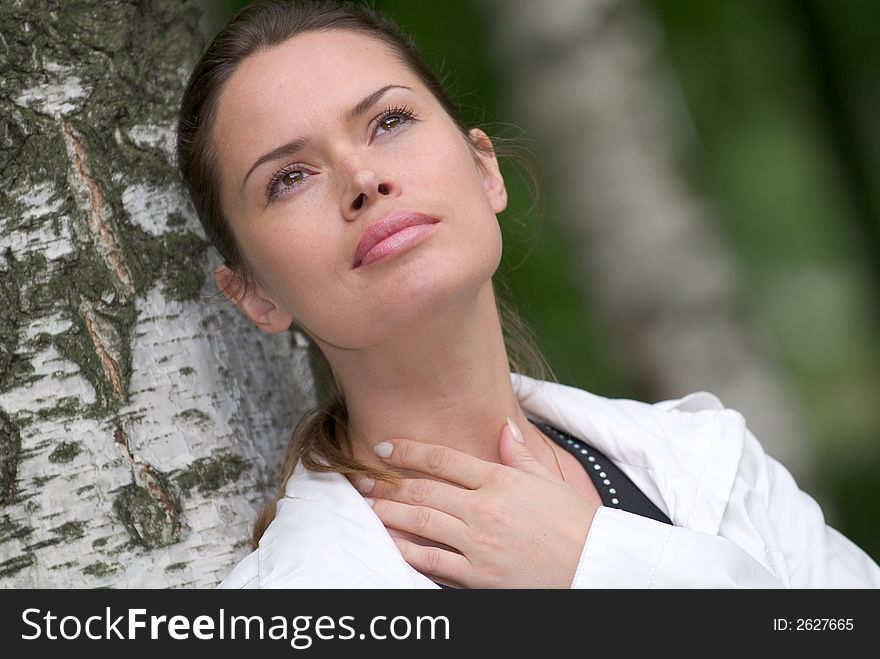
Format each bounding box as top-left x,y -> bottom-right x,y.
258,463 -> 438,588
511,372 -> 746,534
258,373 -> 745,586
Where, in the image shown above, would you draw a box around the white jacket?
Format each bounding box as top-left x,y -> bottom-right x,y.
219,373 -> 880,588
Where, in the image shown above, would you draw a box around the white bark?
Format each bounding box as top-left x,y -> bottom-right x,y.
0,1 -> 313,587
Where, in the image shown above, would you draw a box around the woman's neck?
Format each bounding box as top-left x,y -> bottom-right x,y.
318,282 -> 540,472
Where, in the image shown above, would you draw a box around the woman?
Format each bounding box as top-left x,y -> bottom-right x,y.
176,0 -> 880,588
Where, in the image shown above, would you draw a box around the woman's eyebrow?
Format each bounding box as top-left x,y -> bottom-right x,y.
344,83 -> 412,122
240,83 -> 413,194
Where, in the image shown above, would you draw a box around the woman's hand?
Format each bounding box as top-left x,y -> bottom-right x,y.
355,419 -> 598,588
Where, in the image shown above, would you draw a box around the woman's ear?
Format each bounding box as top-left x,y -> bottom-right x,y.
214,264 -> 293,333
469,128 -> 508,214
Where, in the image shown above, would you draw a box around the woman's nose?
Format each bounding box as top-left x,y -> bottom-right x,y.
343,168 -> 398,220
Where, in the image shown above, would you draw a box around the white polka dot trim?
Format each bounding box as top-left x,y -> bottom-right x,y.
535,421 -> 621,508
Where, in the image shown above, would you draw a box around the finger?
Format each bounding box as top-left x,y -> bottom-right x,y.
391,536 -> 471,587
370,498 -> 469,549
365,477 -> 470,520
373,439 -> 493,489
498,417 -> 560,481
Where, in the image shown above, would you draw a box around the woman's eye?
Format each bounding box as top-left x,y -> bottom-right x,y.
281,170 -> 305,187
267,167 -> 311,202
379,114 -> 404,132
374,106 -> 418,138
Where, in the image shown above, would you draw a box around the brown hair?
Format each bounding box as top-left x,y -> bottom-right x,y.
176,0 -> 555,550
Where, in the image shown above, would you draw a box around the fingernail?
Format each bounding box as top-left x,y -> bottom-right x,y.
354,477 -> 375,493
364,497 -> 375,508
506,416 -> 525,443
374,442 -> 393,459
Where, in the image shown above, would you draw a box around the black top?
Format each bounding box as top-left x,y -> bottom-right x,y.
529,416 -> 672,526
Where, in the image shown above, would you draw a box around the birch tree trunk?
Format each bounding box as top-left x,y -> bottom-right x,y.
478,0 -> 814,481
0,0 -> 313,587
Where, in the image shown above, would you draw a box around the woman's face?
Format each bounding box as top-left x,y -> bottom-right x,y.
213,30 -> 507,349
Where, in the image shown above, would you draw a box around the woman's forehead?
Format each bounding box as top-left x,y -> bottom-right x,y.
212,30 -> 429,199
213,29 -> 426,159
224,30 -> 417,107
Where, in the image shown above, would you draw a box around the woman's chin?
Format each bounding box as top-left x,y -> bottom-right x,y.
342,277 -> 488,347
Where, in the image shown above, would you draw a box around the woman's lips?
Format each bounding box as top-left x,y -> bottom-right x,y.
357,222 -> 439,268
352,212 -> 440,268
